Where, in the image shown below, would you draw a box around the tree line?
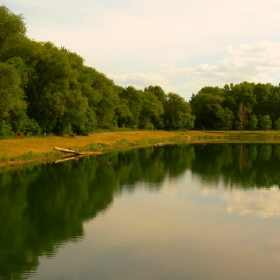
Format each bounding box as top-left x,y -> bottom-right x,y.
190,83 -> 280,131
0,5 -> 194,138
1,5 -> 280,138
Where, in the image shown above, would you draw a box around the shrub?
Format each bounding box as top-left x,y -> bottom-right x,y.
24,118 -> 42,136
0,120 -> 13,139
0,153 -> 9,163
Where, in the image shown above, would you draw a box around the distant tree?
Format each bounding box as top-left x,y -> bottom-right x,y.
0,62 -> 28,133
164,93 -> 195,130
120,86 -> 142,129
260,115 -> 272,134
0,62 -> 25,116
219,108 -> 234,133
140,89 -> 164,129
145,85 -> 167,104
226,82 -> 256,113
190,86 -> 225,129
237,102 -> 248,133
275,117 -> 280,135
114,101 -> 132,128
253,83 -> 273,118
74,107 -> 97,135
248,114 -> 258,131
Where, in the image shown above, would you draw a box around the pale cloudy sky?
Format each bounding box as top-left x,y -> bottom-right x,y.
3,0 -> 280,101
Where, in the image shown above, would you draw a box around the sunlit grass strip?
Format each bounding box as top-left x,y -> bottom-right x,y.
1,130 -> 280,166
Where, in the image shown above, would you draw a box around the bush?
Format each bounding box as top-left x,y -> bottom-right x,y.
0,153 -> 9,163
24,118 -> 42,136
21,150 -> 34,160
0,120 -> 13,139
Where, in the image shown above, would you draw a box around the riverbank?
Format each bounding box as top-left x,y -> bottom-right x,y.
1,130 -> 280,168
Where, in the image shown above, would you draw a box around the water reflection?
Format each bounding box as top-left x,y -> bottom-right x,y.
0,144 -> 280,279
223,186 -> 280,218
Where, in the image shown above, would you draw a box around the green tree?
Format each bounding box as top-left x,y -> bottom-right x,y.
0,62 -> 27,128
225,82 -> 256,114
248,114 -> 258,131
164,93 -> 195,130
253,83 -> 275,121
120,86 -> 142,129
145,85 -> 167,104
260,115 -> 272,134
275,117 -> 280,135
79,66 -> 103,107
0,5 -> 26,47
24,42 -> 90,134
83,68 -> 120,129
190,86 -> 225,129
219,108 -> 234,133
139,90 -> 164,129
0,120 -> 13,138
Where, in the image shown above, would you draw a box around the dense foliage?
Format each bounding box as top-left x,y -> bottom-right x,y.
0,6 -> 195,137
190,82 -> 280,131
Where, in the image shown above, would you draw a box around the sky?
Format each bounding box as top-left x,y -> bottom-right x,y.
3,0 -> 280,101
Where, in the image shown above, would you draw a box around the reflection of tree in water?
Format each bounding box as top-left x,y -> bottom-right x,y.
0,145 -> 195,279
1,144 -> 279,278
238,144 -> 246,171
191,144 -> 280,189
0,160 -> 115,279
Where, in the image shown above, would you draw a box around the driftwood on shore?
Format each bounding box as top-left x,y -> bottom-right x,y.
55,156 -> 82,164
54,147 -> 85,155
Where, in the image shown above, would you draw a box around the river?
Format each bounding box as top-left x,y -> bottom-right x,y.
1,144 -> 280,279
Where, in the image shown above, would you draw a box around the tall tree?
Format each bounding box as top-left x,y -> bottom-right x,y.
237,102 -> 247,132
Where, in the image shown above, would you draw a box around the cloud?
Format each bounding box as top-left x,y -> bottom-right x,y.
178,42 -> 280,95
3,1 -> 280,101
109,41 -> 280,100
108,72 -> 176,92
223,186 -> 280,218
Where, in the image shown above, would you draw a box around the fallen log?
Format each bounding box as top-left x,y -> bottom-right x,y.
55,156 -> 82,164
54,147 -> 85,155
153,142 -> 163,146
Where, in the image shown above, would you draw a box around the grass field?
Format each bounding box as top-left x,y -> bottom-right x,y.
0,130 -> 280,166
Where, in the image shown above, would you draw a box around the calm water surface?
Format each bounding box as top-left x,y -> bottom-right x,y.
1,144 -> 280,279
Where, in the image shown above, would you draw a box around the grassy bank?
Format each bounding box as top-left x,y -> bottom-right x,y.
1,130 -> 280,167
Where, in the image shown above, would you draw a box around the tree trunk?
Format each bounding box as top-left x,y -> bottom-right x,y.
54,147 -> 84,155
